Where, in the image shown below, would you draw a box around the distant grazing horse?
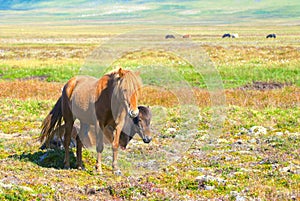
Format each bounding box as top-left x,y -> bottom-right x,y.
165,34 -> 175,39
41,68 -> 152,174
183,34 -> 191,38
231,33 -> 239,38
222,33 -> 231,38
266,33 -> 276,38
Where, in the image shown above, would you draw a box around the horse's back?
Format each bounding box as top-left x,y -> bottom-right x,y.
70,75 -> 99,101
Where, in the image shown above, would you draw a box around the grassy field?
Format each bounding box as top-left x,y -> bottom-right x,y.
0,25 -> 299,200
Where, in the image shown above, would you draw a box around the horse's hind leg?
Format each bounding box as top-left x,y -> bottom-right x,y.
76,123 -> 88,170
76,135 -> 84,170
63,120 -> 74,169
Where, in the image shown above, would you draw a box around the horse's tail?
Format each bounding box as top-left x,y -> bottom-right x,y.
40,96 -> 63,145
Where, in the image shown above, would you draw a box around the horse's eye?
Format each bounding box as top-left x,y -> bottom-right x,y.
133,117 -> 139,124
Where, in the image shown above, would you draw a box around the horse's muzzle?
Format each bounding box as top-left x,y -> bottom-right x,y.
129,109 -> 139,118
143,136 -> 152,143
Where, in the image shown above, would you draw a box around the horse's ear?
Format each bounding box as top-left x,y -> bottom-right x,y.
118,68 -> 125,77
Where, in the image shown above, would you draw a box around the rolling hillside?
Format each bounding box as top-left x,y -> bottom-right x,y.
0,0 -> 300,25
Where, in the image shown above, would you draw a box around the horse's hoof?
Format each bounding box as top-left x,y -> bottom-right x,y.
95,165 -> 103,174
77,166 -> 85,171
113,169 -> 122,176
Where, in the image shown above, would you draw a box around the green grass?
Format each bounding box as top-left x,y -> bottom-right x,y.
1,60 -> 298,88
219,64 -> 300,88
0,62 -> 80,82
0,98 -> 53,133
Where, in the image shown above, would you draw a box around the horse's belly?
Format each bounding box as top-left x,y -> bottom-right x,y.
71,98 -> 97,125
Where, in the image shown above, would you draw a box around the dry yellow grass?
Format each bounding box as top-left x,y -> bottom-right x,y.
1,80 -> 298,109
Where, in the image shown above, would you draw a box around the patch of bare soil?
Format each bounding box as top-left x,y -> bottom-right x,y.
240,81 -> 291,90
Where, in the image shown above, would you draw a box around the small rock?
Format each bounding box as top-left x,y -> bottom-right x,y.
230,191 -> 239,196
0,182 -> 13,189
200,134 -> 210,140
237,127 -> 248,135
217,139 -> 229,143
279,165 -> 299,174
230,191 -> 246,201
86,187 -> 96,195
195,175 -> 226,185
204,185 -> 215,190
19,186 -> 34,192
196,168 -> 206,173
249,138 -> 257,144
236,195 -> 246,201
166,128 -> 176,134
249,126 -> 267,135
291,195 -> 297,201
195,175 -> 205,182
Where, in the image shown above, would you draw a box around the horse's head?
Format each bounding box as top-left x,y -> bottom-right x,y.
116,68 -> 142,119
119,106 -> 152,149
133,106 -> 152,143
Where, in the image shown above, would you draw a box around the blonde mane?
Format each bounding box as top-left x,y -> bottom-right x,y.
110,69 -> 142,103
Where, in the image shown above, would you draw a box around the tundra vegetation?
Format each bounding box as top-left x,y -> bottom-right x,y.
0,25 -> 299,200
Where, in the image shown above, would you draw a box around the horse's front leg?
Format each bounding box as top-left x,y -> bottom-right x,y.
112,124 -> 123,175
95,125 -> 104,174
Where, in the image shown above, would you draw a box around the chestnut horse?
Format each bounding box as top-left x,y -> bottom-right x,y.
40,106 -> 152,169
41,68 -> 152,174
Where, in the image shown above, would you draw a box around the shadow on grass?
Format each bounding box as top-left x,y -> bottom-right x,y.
9,149 -> 77,169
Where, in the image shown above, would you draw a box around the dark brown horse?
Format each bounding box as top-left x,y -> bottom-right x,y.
41,68 -> 152,174
266,33 -> 276,38
222,33 -> 231,38
165,34 -> 175,39
40,106 -> 152,150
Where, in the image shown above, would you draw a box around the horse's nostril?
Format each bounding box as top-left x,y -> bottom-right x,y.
143,137 -> 152,143
129,109 -> 139,118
